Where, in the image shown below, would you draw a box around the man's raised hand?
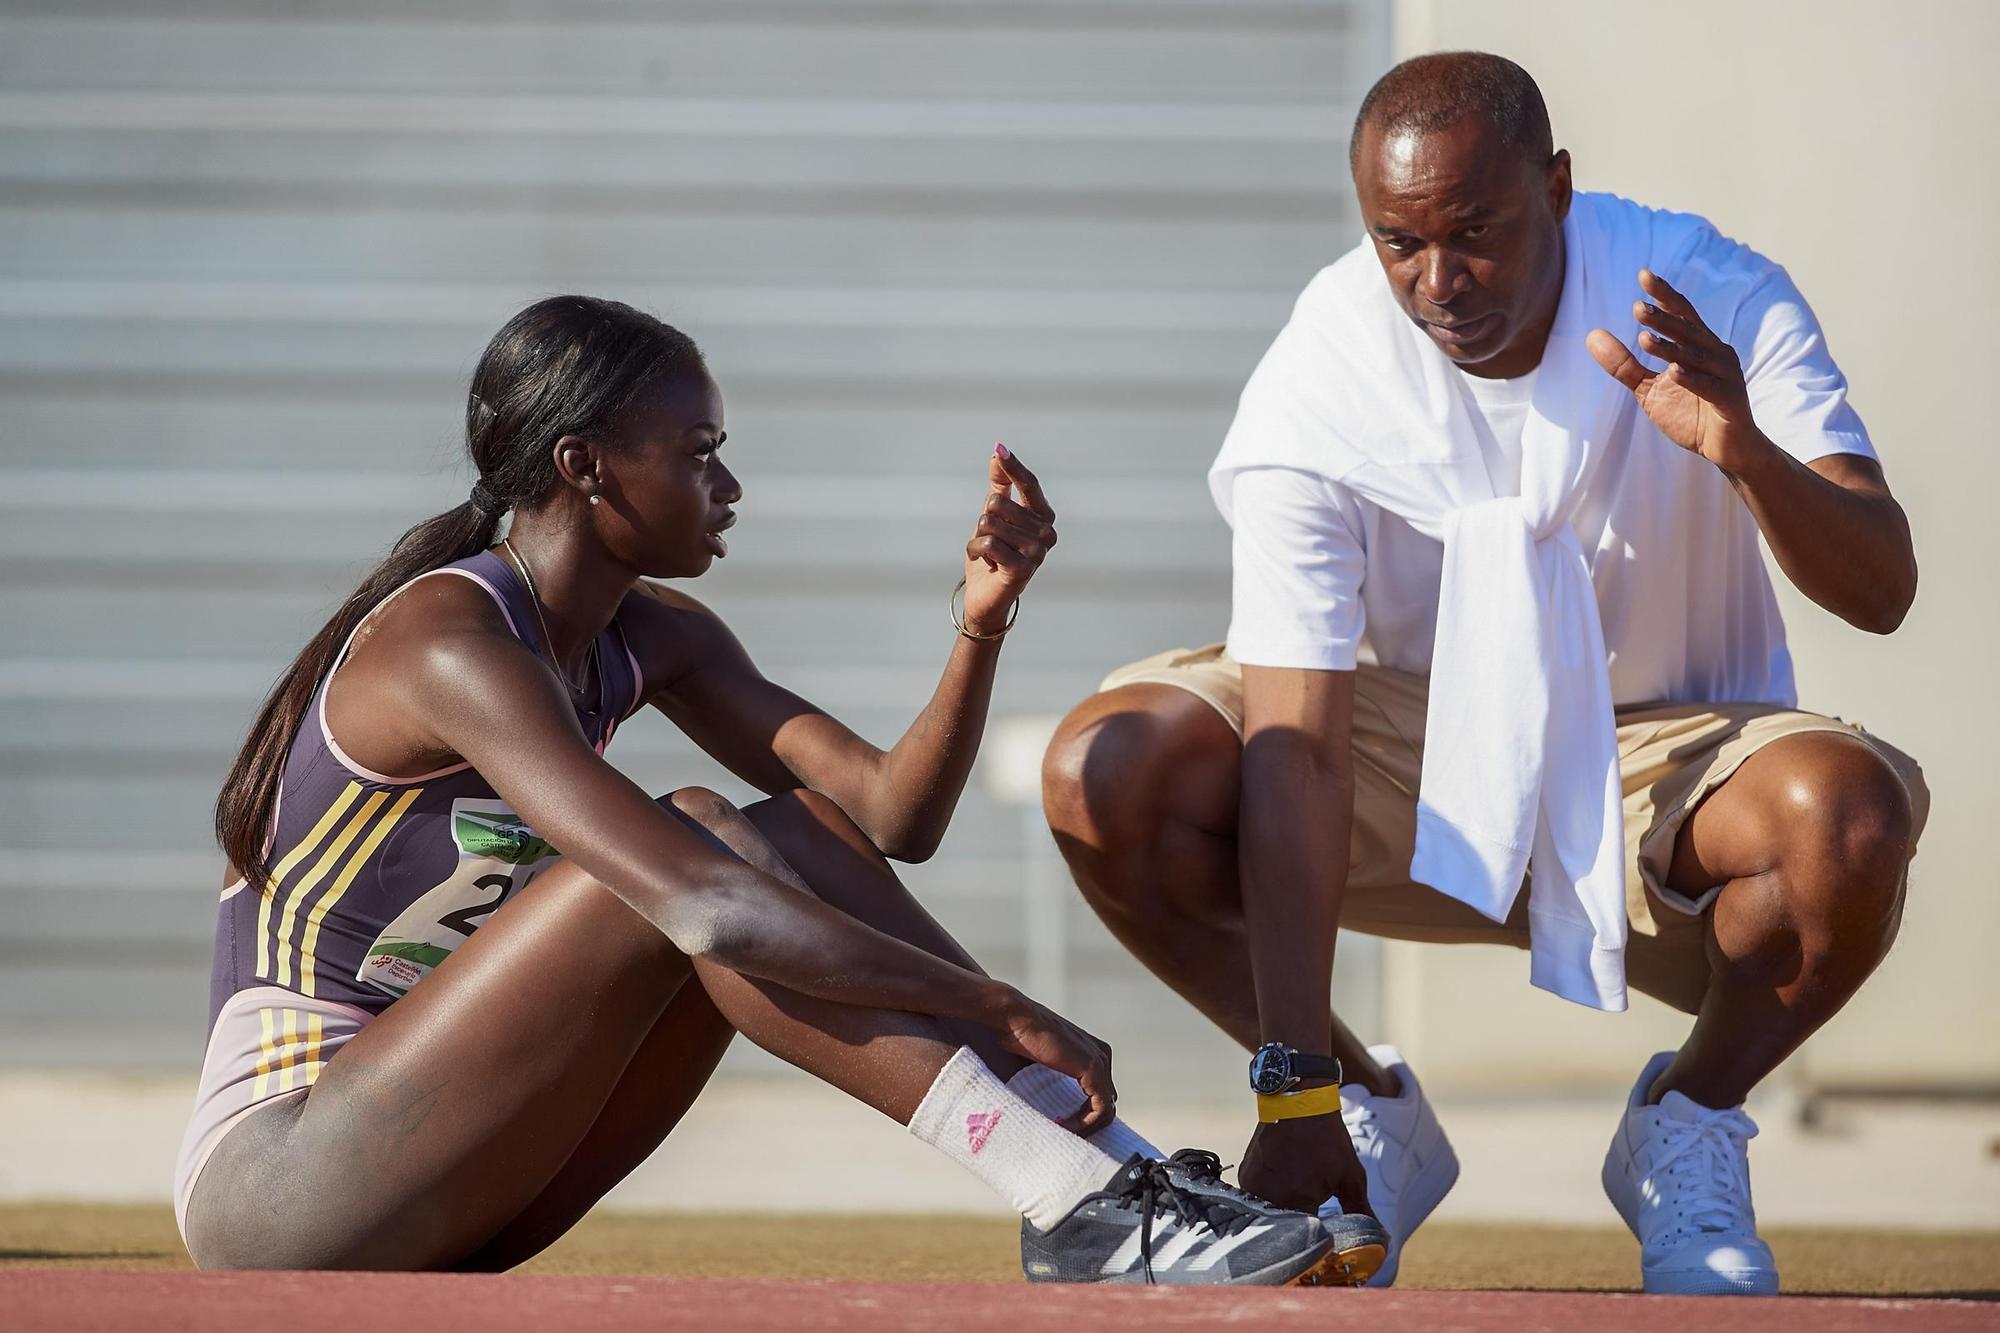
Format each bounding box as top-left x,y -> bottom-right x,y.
961,443 -> 1058,638
1588,269 -> 1761,473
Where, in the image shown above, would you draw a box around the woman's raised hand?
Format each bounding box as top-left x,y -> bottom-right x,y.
961,444 -> 1057,637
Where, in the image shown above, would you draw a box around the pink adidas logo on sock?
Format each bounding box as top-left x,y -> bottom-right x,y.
965,1109 -> 1004,1154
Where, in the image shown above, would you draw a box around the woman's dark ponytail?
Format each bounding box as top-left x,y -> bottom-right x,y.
214,501 -> 499,891
215,295 -> 705,892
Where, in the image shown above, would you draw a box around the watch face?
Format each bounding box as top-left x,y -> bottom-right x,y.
1248,1045 -> 1292,1095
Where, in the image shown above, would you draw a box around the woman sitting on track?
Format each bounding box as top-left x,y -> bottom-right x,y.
174,295 -> 1365,1286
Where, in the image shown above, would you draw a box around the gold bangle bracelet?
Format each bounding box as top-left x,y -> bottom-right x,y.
1256,1083 -> 1346,1124
951,575 -> 1020,641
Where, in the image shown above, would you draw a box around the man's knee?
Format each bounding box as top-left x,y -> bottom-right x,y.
1042,686 -> 1240,906
1769,737 -> 1916,942
1045,689 -> 1229,832
1040,705 -> 1105,840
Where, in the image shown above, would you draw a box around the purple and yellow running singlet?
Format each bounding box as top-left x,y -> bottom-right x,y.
209,547 -> 645,1020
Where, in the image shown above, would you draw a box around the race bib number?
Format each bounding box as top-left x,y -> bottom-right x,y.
358,799 -> 559,998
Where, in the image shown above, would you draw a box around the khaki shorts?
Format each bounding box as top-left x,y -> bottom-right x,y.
1101,644 -> 1929,1014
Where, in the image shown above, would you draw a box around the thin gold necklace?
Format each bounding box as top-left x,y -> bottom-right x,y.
501,536 -> 598,703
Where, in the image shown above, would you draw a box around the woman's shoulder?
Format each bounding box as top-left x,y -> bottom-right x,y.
344,566 -> 523,677
616,581 -> 746,690
319,563 -> 535,783
618,579 -> 726,635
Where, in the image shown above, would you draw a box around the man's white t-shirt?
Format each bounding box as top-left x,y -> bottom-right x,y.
1223,216 -> 1875,712
1461,366 -> 1538,498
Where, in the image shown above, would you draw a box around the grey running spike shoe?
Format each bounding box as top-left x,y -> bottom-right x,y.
1162,1147 -> 1389,1287
1020,1153 -> 1335,1286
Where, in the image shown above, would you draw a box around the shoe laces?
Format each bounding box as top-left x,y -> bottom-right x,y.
1341,1095 -> 1377,1145
1646,1105 -> 1758,1237
1166,1148 -> 1284,1209
1109,1153 -> 1255,1284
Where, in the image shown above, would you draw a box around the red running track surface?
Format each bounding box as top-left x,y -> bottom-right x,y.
6,1272 -> 1996,1332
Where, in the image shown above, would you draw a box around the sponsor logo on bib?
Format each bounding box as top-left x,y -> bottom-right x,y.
357,799 -> 560,998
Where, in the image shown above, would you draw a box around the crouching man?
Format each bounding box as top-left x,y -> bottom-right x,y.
1043,52 -> 1926,1296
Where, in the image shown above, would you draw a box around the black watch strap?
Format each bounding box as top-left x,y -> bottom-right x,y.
1290,1052 -> 1344,1085
1250,1042 -> 1345,1095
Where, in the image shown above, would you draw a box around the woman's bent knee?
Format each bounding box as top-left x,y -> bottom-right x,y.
660,785 -> 755,855
664,784 -> 736,826
744,787 -> 884,861
661,785 -> 814,895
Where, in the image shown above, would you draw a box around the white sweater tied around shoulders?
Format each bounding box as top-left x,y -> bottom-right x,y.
1212,195 -> 1715,1010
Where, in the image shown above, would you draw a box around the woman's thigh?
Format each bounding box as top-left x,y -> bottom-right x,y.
454,787 -> 1016,1270
186,785 -> 1006,1272
458,972 -> 734,1271
183,798 -> 753,1272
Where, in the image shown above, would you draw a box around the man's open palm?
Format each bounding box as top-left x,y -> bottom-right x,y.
1588,268 -> 1757,472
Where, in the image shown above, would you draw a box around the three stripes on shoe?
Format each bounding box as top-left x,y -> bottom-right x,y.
1096,1216 -> 1277,1278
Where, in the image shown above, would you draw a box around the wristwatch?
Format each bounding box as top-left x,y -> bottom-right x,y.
1248,1042 -> 1344,1096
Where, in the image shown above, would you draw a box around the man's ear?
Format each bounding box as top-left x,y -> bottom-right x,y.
1547,149 -> 1573,224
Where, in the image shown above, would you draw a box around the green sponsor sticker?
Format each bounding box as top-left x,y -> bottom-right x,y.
366,940 -> 454,971
453,810 -> 555,865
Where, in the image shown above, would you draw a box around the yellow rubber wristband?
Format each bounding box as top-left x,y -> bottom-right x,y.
1256,1083 -> 1345,1124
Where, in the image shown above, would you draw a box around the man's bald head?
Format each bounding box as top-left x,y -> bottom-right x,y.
1347,52 -> 1569,378
1350,52 -> 1553,173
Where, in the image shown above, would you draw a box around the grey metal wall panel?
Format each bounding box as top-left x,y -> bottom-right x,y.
0,1 -> 1391,1076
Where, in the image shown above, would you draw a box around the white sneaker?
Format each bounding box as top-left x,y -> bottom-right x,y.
1318,1044 -> 1458,1288
1602,1051 -> 1779,1296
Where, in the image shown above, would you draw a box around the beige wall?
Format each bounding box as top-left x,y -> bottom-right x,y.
1383,0 -> 2000,1090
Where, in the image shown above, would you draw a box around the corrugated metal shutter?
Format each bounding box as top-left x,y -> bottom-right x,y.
0,0 -> 1390,1076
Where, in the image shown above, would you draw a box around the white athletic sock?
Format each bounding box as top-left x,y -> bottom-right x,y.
1005,1062 -> 1164,1164
907,1046 -> 1124,1231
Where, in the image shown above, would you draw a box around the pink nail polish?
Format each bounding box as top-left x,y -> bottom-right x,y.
995,442 -> 1010,459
